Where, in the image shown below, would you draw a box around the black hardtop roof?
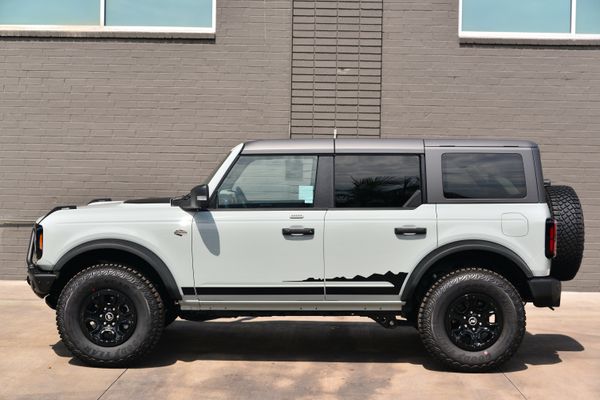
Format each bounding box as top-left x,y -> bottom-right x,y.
241,138 -> 538,154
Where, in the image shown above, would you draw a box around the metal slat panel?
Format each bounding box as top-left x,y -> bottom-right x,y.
291,0 -> 382,138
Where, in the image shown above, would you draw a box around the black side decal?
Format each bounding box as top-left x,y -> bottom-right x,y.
293,271 -> 408,295
183,272 -> 408,297
182,287 -> 196,296
183,287 -> 323,295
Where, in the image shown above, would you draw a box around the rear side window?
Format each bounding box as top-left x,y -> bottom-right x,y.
335,155 -> 422,208
442,153 -> 527,199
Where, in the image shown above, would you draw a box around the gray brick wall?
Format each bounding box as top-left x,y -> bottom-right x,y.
0,0 -> 597,292
381,0 -> 599,291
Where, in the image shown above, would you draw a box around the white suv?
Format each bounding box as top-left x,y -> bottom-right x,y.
26,139 -> 585,371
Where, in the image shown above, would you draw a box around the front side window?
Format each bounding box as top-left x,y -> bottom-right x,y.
335,155 -> 422,208
0,0 -> 215,34
217,155 -> 318,209
460,0 -> 600,40
442,153 -> 527,199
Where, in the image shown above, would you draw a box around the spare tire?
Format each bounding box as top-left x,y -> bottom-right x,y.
545,185 -> 585,281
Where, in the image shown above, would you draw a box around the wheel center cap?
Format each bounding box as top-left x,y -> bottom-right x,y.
468,316 -> 478,326
105,312 -> 114,322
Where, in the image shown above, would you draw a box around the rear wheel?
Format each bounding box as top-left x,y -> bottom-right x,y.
56,264 -> 165,367
418,268 -> 525,372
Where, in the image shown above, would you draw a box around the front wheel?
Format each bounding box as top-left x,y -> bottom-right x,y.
56,264 -> 165,367
418,268 -> 525,372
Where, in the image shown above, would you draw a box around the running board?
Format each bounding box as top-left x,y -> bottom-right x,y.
179,300 -> 405,312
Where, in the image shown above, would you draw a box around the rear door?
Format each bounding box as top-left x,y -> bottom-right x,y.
323,153 -> 438,301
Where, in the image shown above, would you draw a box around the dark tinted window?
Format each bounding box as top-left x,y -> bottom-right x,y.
335,155 -> 422,208
442,153 -> 527,199
217,155 -> 318,208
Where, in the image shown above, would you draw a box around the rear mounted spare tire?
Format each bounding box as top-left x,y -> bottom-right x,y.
545,185 -> 584,281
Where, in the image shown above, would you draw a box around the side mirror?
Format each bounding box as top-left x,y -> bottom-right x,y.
172,184 -> 210,211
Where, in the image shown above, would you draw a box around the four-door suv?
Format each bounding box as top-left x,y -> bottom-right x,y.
26,139 -> 584,371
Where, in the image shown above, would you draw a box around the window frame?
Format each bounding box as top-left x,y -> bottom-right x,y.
332,153 -> 425,210
459,0 -> 600,41
0,0 -> 216,37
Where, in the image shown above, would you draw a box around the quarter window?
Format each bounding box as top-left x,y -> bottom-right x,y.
460,0 -> 600,40
334,155 -> 422,208
0,0 -> 215,34
217,155 -> 318,209
442,153 -> 527,199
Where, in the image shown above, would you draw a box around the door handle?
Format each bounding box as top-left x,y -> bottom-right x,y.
282,227 -> 315,236
395,227 -> 427,236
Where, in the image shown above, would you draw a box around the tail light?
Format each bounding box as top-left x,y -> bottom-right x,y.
545,218 -> 557,259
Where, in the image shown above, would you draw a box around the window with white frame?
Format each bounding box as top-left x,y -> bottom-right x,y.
459,0 -> 600,40
0,0 -> 216,34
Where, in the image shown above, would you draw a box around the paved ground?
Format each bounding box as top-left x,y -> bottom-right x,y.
0,281 -> 599,400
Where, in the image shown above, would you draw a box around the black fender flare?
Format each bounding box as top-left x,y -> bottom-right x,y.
53,239 -> 182,300
400,240 -> 533,302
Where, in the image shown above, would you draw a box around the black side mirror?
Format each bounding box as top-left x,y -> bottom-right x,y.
172,184 -> 210,211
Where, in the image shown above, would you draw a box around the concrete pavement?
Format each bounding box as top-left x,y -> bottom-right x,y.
0,281 -> 599,400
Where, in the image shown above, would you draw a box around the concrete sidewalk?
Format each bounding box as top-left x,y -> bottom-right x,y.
0,281 -> 599,400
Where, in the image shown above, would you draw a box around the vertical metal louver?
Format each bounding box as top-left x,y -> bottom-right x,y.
290,0 -> 383,138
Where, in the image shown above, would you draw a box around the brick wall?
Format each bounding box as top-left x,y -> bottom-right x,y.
0,0 -> 598,291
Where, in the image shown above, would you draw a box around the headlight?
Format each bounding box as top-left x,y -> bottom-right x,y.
35,225 -> 43,260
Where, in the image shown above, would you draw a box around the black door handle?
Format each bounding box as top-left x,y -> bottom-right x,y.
395,227 -> 427,236
282,228 -> 315,236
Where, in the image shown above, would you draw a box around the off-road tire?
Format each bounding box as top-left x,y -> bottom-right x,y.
545,185 -> 585,281
418,268 -> 525,372
56,264 -> 165,367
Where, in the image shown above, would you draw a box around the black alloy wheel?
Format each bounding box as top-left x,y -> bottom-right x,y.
444,293 -> 503,351
80,288 -> 138,347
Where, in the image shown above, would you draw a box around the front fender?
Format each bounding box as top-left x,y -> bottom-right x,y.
53,239 -> 182,300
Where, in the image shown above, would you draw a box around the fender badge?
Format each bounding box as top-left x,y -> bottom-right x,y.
174,229 -> 188,236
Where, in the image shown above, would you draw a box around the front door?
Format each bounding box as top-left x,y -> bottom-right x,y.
191,154 -> 325,302
324,154 -> 438,301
